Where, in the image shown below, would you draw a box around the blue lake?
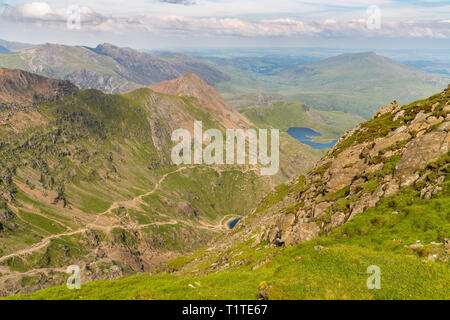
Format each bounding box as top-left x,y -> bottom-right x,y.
286,127 -> 337,149
227,217 -> 241,229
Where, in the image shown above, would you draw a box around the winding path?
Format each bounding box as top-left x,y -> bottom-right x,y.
0,165 -> 260,264
0,167 -> 190,263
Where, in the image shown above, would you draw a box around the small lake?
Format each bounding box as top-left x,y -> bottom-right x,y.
227,217 -> 241,229
286,127 -> 337,149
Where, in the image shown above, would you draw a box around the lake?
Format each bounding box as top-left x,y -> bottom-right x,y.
286,127 -> 337,149
227,217 -> 241,229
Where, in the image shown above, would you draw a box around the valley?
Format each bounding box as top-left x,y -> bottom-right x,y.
0,40 -> 448,301
8,84 -> 449,300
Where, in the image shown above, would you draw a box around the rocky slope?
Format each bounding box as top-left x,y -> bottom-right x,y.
93,44 -> 230,87
150,71 -> 252,130
0,68 -> 77,110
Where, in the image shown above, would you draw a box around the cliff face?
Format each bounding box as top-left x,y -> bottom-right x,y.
0,68 -> 78,110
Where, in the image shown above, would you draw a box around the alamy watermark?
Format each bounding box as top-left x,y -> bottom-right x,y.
66,265 -> 81,290
366,5 -> 381,30
67,5 -> 81,30
366,265 -> 381,289
171,121 -> 279,176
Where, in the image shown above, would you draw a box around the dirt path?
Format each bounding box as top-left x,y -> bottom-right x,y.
0,165 -> 257,265
0,167 -> 191,263
0,229 -> 87,263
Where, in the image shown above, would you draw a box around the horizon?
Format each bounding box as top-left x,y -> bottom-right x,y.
0,1 -> 449,51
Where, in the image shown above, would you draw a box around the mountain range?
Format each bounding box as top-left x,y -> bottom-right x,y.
1,41 -> 447,121
0,43 -> 230,94
211,52 -> 448,118
0,40 -> 448,300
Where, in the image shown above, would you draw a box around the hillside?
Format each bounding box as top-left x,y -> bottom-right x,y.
0,69 -> 320,296
212,52 -> 448,118
92,44 -> 230,87
0,68 -> 78,109
16,86 -> 449,300
240,100 -> 365,143
0,43 -> 229,94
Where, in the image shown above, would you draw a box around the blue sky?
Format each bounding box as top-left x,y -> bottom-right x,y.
0,1 -> 449,49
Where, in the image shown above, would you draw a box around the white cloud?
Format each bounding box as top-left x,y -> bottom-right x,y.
1,1 -> 449,40
2,1 -> 107,25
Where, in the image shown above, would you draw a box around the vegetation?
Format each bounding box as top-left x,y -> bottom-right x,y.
9,177 -> 449,300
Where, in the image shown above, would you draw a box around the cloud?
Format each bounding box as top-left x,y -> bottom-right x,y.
1,1 -> 449,40
159,0 -> 197,5
2,1 -> 107,25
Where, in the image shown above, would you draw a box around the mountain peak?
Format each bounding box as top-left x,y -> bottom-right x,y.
150,72 -> 252,129
0,68 -> 78,110
150,71 -> 222,105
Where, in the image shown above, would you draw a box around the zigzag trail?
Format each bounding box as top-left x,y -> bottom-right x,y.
0,165 -> 262,263
0,167 -> 190,263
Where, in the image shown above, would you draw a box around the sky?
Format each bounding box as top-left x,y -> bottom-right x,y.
0,0 -> 449,50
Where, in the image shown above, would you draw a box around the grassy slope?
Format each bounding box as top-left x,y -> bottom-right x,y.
240,100 -> 364,142
11,174 -> 449,300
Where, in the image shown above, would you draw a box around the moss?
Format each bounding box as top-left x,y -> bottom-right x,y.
322,185 -> 350,202
311,161 -> 332,175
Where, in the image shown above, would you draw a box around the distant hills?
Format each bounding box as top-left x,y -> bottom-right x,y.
211,52 -> 449,118
0,43 -> 230,94
0,39 -> 32,52
1,41 -> 446,120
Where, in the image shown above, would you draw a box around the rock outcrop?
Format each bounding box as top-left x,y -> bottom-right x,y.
261,86 -> 449,246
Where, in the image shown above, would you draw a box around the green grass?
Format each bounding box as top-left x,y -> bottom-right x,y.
10,176 -> 449,300
213,53 -> 448,118
240,100 -> 362,142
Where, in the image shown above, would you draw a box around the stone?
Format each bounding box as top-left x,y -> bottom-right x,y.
330,212 -> 346,228
393,110 -> 405,122
278,213 -> 295,230
395,131 -> 449,186
258,282 -> 271,300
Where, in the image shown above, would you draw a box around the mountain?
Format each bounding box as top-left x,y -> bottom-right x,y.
150,71 -> 251,130
210,52 -> 448,118
0,43 -> 230,94
19,86 -> 449,300
0,39 -> 32,52
92,44 -> 230,87
0,69 -> 320,296
149,71 -> 324,182
278,52 -> 449,117
0,68 -> 77,109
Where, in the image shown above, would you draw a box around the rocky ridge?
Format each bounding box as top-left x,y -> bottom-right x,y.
258,87 -> 449,246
